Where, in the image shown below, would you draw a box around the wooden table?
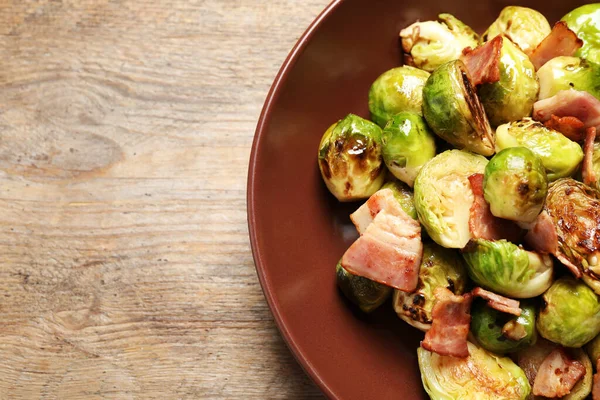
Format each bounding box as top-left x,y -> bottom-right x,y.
0,0 -> 329,398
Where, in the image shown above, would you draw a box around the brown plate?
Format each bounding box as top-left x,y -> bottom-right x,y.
248,0 -> 587,398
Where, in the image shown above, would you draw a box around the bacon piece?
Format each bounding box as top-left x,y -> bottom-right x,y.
583,127 -> 598,187
422,288 -> 472,358
544,115 -> 586,142
533,348 -> 586,397
593,359 -> 600,400
342,190 -> 422,291
530,21 -> 584,70
460,35 -> 502,86
350,189 -> 397,234
467,174 -> 523,242
472,287 -> 521,316
534,90 -> 600,132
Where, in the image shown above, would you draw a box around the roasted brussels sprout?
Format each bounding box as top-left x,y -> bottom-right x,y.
381,113 -> 436,187
585,333 -> 600,365
422,60 -> 494,156
418,341 -> 531,399
537,276 -> 600,348
483,6 -> 551,55
414,150 -> 488,248
543,178 -> 600,292
478,38 -> 539,127
336,261 -> 391,313
462,239 -> 553,299
317,114 -> 385,201
368,66 -> 430,127
380,179 -> 417,219
393,243 -> 467,331
471,300 -> 537,354
538,56 -> 600,100
495,118 -> 584,181
483,147 -> 548,223
400,14 -> 478,72
562,4 -> 600,64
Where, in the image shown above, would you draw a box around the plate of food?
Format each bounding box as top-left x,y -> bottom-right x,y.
248,0 -> 600,398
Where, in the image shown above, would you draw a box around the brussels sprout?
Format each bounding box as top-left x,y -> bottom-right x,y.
538,56 -> 600,100
414,150 -> 488,248
483,6 -> 551,55
381,113 -> 436,187
317,114 -> 385,202
368,66 -> 430,127
562,4 -> 600,64
543,178 -> 600,292
462,239 -> 553,299
585,334 -> 600,365
380,179 -> 417,220
418,341 -> 531,400
478,38 -> 539,127
400,13 -> 479,72
483,147 -> 548,223
471,300 -> 536,354
422,60 -> 494,156
537,276 -> 600,348
392,243 -> 467,331
336,261 -> 391,313
495,118 -> 584,181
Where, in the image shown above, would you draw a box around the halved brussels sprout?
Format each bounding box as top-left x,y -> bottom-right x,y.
538,56 -> 600,100
537,276 -> 600,348
336,261 -> 391,313
483,147 -> 548,223
471,300 -> 537,354
422,60 -> 494,156
400,13 -> 479,72
392,243 -> 467,331
317,114 -> 385,201
562,4 -> 600,64
462,239 -> 553,299
413,150 -> 488,248
381,113 -> 436,187
589,141 -> 600,191
495,118 -> 584,181
418,341 -> 531,400
483,6 -> 551,55
544,178 -> 600,292
368,66 -> 430,127
478,38 -> 539,127
381,179 -> 417,220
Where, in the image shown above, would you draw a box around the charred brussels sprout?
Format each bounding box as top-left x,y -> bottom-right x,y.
422,60 -> 494,156
381,180 -> 417,220
538,56 -> 600,100
478,38 -> 539,127
483,6 -> 551,55
495,118 -> 584,181
400,14 -> 478,72
392,243 -> 467,331
368,66 -> 430,127
544,178 -> 600,292
317,114 -> 385,201
483,147 -> 548,223
336,261 -> 391,313
471,301 -> 537,354
414,150 -> 488,248
462,239 -> 553,299
418,341 -> 531,400
381,113 -> 436,187
562,4 -> 600,64
537,276 -> 600,348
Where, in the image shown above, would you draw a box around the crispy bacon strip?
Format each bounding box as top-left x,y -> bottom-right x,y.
533,348 -> 586,397
422,288 -> 472,358
467,174 -> 522,242
583,127 -> 597,187
530,21 -> 584,70
593,359 -> 600,400
350,189 -> 395,234
534,90 -> 600,133
460,35 -> 502,86
472,287 -> 521,316
544,115 -> 586,142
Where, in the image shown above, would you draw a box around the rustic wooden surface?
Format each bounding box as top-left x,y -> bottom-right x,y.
0,0 -> 330,398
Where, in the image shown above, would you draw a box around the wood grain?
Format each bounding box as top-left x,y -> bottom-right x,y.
0,0 -> 329,398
